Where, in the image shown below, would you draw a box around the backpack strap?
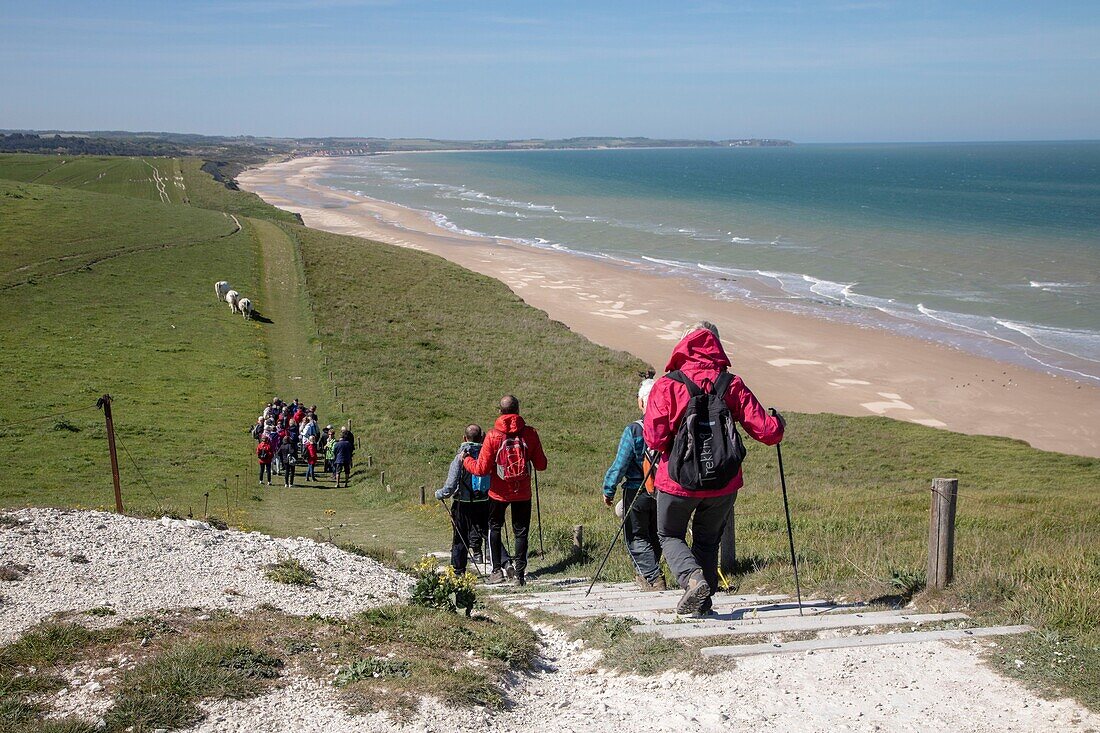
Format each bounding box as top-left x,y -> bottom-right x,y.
713,371 -> 734,398
666,370 -> 703,397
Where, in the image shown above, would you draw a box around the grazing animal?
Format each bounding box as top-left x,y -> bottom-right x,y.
225,289 -> 240,313
238,297 -> 253,320
214,280 -> 231,301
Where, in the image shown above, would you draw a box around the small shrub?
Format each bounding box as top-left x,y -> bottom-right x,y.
410,558 -> 476,615
217,646 -> 282,679
51,419 -> 81,432
335,657 -> 411,686
265,556 -> 315,586
86,606 -> 116,617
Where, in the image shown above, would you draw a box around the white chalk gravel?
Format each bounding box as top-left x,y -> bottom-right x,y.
2,509 -> 1096,732
0,508 -> 409,642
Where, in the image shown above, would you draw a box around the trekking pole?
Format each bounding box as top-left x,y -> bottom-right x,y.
770,408 -> 803,616
586,455 -> 660,597
438,499 -> 486,579
533,468 -> 544,556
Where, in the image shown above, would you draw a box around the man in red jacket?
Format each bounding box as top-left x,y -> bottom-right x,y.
644,322 -> 785,615
463,395 -> 548,586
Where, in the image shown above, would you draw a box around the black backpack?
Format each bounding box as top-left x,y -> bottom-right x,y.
665,370 -> 746,491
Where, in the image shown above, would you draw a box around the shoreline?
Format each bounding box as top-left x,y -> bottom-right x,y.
238,156 -> 1100,457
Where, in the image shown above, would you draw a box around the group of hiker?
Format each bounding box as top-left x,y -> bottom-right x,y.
438,321 -> 784,616
250,398 -> 356,488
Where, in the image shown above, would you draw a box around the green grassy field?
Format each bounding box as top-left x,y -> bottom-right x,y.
1,152 -> 1097,709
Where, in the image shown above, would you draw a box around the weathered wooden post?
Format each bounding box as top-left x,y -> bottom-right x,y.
719,506 -> 736,576
927,478 -> 959,589
367,455 -> 373,468
96,394 -> 124,513
572,525 -> 584,557
380,470 -> 386,487
419,485 -> 426,505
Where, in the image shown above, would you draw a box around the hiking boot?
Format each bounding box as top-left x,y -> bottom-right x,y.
514,573 -> 526,587
676,570 -> 710,615
651,574 -> 668,591
471,554 -> 484,565
691,595 -> 714,618
503,562 -> 516,580
485,569 -> 506,585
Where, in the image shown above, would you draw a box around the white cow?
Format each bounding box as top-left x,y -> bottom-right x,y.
225,289 -> 240,313
238,297 -> 253,320
214,280 -> 231,301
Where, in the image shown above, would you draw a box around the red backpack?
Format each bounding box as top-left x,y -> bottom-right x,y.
495,434 -> 530,481
257,442 -> 272,462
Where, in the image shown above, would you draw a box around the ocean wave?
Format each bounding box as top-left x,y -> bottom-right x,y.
461,206 -> 532,219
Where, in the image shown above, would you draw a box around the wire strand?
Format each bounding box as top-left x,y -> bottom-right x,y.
112,430 -> 165,508
2,403 -> 97,428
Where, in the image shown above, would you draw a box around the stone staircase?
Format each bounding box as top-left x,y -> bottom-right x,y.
490,580 -> 1032,658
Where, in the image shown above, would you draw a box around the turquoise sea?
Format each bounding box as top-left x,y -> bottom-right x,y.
318,143 -> 1100,383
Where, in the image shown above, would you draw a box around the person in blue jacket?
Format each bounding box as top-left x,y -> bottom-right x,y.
602,374 -> 666,591
436,424 -> 511,575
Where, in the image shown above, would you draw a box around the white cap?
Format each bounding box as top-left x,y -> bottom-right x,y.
638,378 -> 655,404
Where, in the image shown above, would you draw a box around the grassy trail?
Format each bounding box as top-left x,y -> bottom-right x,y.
251,218 -> 325,406
240,218 -> 443,553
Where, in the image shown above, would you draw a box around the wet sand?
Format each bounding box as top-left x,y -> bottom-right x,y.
239,157 -> 1100,457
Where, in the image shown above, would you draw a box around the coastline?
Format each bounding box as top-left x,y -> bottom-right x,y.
238,156 -> 1100,457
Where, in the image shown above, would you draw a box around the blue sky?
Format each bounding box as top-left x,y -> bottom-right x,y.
2,1 -> 1098,142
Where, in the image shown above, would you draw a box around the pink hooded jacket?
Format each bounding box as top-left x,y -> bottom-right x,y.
643,329 -> 784,498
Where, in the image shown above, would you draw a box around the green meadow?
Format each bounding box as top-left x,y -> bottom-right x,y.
0,153 -> 1097,707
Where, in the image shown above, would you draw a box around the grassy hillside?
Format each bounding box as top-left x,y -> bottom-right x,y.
0,176 -> 265,512
1,152 -> 1097,707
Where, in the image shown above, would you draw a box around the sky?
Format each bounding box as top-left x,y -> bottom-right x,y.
1,1 -> 1098,142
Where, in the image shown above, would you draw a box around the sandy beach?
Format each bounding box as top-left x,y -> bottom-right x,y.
239,156 -> 1100,457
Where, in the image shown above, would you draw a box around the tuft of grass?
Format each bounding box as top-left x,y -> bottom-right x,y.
86,606 -> 117,617
264,555 -> 316,586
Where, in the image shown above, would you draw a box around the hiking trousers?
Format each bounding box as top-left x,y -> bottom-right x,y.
258,463 -> 272,483
488,499 -> 530,576
623,487 -> 662,583
657,490 -> 737,594
283,464 -> 296,486
449,501 -> 485,573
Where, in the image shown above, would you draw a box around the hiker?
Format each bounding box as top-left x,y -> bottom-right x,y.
463,395 -> 547,586
278,434 -> 298,487
325,428 -> 337,478
257,434 -> 274,485
250,416 -> 265,441
435,424 -> 497,574
644,321 -> 784,615
303,434 -> 319,482
302,415 -> 318,445
602,374 -> 665,591
287,419 -> 300,452
319,425 -> 333,472
265,422 -> 282,475
332,428 -> 353,487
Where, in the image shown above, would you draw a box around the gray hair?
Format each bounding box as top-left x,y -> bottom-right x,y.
682,320 -> 720,339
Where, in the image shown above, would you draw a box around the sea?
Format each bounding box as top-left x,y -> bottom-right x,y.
316,143 -> 1100,383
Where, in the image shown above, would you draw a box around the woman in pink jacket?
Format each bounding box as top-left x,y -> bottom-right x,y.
643,321 -> 785,616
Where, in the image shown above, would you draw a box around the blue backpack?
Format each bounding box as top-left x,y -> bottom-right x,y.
466,445 -> 491,498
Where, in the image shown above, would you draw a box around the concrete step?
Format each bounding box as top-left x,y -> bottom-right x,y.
700,625 -> 1034,658
543,594 -> 788,618
635,611 -> 969,639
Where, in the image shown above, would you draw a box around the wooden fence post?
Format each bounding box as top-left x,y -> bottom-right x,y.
719,505 -> 736,576
927,478 -> 959,589
96,395 -> 124,514
419,486 -> 426,505
572,525 -> 584,557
